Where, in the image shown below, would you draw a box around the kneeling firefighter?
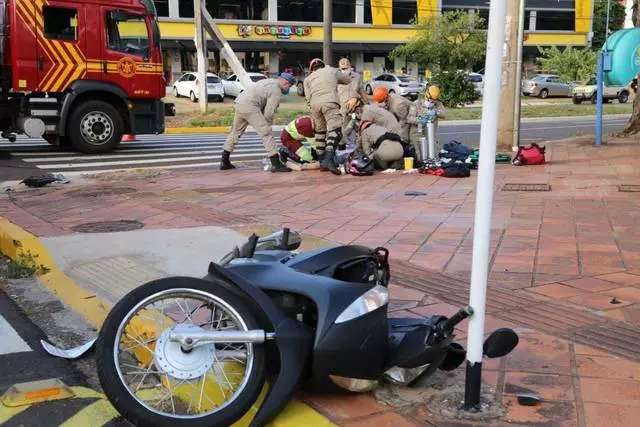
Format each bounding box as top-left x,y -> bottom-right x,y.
223,73 -> 297,172
303,58 -> 351,174
279,116 -> 318,169
358,121 -> 406,170
372,86 -> 412,143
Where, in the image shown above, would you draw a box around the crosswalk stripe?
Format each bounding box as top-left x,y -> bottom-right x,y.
22,148 -> 266,163
0,314 -> 32,354
2,133 -> 272,175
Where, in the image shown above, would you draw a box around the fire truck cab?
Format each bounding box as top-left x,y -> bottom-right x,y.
0,0 -> 173,153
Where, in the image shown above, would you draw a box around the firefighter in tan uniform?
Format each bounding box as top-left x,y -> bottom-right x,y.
337,58 -> 368,147
360,104 -> 402,135
372,86 -> 412,142
222,73 -> 296,172
358,121 -> 405,170
303,58 -> 351,174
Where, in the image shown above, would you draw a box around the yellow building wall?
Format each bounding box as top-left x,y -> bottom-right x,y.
417,0 -> 439,22
159,21 -> 588,47
575,0 -> 595,33
371,0 -> 393,26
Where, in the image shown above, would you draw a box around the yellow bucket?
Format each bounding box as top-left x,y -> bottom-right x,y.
404,157 -> 414,170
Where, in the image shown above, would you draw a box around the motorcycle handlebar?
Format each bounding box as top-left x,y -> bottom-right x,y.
439,306 -> 474,333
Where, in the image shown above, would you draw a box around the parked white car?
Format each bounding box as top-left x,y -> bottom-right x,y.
173,72 -> 224,103
364,74 -> 423,100
222,72 -> 268,98
468,72 -> 484,96
572,77 -> 630,104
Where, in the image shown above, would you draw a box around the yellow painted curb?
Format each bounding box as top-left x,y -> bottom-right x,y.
0,216 -> 335,427
165,126 -> 230,134
0,218 -> 109,328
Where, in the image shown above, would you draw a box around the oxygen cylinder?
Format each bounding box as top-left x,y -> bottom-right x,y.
420,137 -> 428,162
427,121 -> 436,160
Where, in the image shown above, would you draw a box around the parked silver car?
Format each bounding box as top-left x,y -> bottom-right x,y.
364,74 -> 423,100
522,74 -> 574,98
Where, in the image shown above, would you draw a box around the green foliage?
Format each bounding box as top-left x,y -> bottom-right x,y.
390,10 -> 486,72
431,70 -> 479,107
592,0 -> 626,49
536,46 -> 597,83
0,251 -> 49,279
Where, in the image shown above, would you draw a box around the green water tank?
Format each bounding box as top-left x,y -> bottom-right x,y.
604,28 -> 640,86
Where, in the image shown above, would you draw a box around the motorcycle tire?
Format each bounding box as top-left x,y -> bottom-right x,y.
96,277 -> 266,427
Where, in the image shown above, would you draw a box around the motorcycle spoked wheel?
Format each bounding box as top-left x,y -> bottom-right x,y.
96,279 -> 266,427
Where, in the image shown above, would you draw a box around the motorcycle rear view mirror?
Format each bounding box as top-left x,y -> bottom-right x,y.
483,328 -> 519,359
258,228 -> 302,251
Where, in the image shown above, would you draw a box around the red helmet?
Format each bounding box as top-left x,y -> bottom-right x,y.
309,58 -> 325,72
295,116 -> 314,138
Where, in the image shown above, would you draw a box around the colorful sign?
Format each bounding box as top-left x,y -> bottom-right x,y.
237,25 -> 312,39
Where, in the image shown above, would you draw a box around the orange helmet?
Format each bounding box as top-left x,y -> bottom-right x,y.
372,86 -> 389,103
309,58 -> 325,72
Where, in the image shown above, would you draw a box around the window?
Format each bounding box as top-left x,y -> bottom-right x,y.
227,75 -> 237,81
180,0 -> 194,18
107,11 -> 150,58
43,7 -> 78,41
207,75 -> 221,83
187,74 -> 197,81
393,0 -> 417,25
536,10 -> 575,31
364,0 -> 372,24
153,1 -> 169,17
278,0 -> 321,22
398,75 -> 411,83
207,0 -> 268,20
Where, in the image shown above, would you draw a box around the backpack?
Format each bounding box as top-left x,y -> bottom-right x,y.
513,143 -> 546,166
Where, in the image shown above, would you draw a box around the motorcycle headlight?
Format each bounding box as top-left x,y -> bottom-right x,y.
335,285 -> 389,324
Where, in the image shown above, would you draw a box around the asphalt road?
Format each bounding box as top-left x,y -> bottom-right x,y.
0,115 -> 630,182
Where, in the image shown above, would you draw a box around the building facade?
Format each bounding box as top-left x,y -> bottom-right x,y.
155,0 -> 595,82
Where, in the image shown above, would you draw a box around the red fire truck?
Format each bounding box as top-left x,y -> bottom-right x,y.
0,0 -> 173,153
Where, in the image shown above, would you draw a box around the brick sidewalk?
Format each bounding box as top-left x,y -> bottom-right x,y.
2,136 -> 640,426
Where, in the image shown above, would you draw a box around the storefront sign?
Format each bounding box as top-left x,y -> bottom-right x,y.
237,25 -> 312,39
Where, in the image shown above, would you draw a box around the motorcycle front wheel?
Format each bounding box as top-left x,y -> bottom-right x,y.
96,278 -> 266,427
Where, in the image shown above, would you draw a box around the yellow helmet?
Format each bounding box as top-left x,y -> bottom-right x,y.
427,85 -> 441,100
338,58 -> 352,70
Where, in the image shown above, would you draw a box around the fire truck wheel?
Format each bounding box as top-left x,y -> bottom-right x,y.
69,100 -> 124,154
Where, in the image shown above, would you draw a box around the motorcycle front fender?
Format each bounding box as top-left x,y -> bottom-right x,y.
208,264 -> 313,427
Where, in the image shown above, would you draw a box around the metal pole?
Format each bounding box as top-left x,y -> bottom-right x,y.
605,0 -> 612,38
464,0 -> 508,411
512,0 -> 526,151
596,52 -> 604,147
323,0 -> 333,64
194,0 -> 208,113
496,0 -> 520,152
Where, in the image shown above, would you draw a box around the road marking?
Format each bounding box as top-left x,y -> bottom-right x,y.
22,148 -> 266,162
0,314 -> 32,355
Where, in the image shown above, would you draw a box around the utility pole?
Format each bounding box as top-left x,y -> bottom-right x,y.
194,0 -> 208,113
496,0 -> 522,152
512,0 -> 526,151
323,0 -> 333,64
464,0 -> 507,410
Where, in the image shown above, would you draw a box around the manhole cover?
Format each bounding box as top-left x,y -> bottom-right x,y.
65,187 -> 137,198
619,185 -> 640,193
502,183 -> 551,192
71,220 -> 144,233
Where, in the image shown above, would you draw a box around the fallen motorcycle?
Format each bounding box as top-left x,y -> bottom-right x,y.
45,229 -> 518,426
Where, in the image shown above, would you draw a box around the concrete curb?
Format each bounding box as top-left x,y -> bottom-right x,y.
0,217 -> 110,328
164,115 -> 630,134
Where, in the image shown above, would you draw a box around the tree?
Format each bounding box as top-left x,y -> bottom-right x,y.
390,11 -> 486,106
592,0 -> 626,49
622,1 -> 640,135
536,46 -> 597,83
